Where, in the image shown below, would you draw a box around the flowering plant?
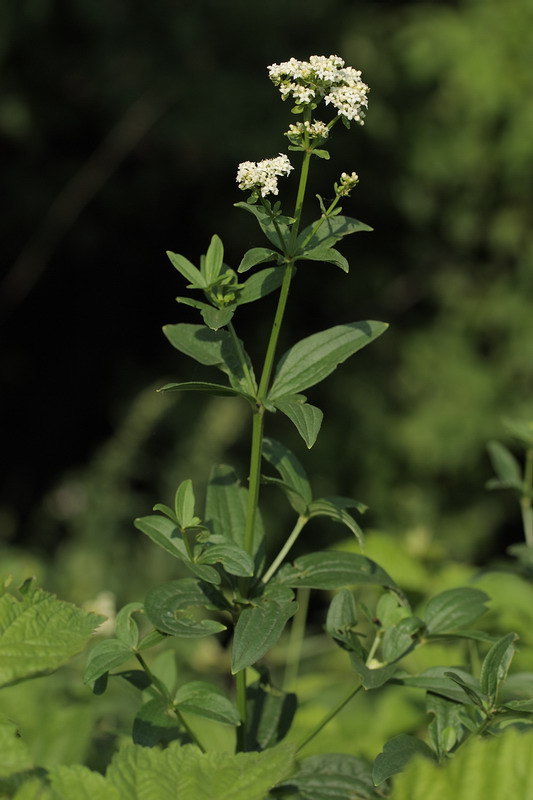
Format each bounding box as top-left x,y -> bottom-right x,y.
2,54 -> 533,800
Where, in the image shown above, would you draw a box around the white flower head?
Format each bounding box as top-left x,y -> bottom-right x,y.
336,171 -> 360,197
236,153 -> 294,198
268,54 -> 369,125
285,119 -> 329,141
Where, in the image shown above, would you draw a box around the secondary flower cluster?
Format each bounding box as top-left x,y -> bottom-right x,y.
285,119 -> 329,143
236,153 -> 294,199
268,55 -> 369,124
335,171 -> 359,197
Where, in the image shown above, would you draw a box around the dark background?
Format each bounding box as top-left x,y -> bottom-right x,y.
1,0 -> 532,595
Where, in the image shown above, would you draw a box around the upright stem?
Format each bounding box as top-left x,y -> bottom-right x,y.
257,264 -> 294,399
296,683 -> 363,753
521,448 -> 533,547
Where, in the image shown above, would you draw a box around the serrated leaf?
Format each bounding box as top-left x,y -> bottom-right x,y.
237,247 -> 279,274
262,438 -> 312,508
373,734 -> 435,786
114,602 -> 143,649
166,250 -> 206,288
424,587 -> 490,633
307,498 -> 365,549
234,202 -> 290,250
486,440 -> 523,490
480,632 -> 518,704
245,672 -> 297,751
83,639 -> 134,684
144,579 -> 227,638
273,395 -> 323,449
197,543 -> 254,577
231,586 -> 297,673
276,551 -> 403,596
132,697 -> 182,748
296,246 -> 349,272
269,321 -> 388,400
204,234 -> 224,283
0,581 -> 104,689
106,739 -> 294,800
40,764 -> 120,800
237,266 -> 284,304
204,464 -> 266,572
277,752 -> 380,799
296,214 -> 373,252
174,681 -> 240,726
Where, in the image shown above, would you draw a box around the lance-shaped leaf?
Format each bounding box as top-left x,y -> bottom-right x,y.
158,380 -> 253,402
424,587 -> 490,634
307,497 -> 366,549
175,297 -> 235,332
480,632 -> 518,705
391,667 -> 481,705
197,543 -> 254,577
325,589 -> 365,658
486,440 -> 524,491
373,735 -> 436,786
444,672 -> 485,708
296,214 -> 372,252
275,552 -> 403,596
205,464 -> 265,571
134,514 -> 220,584
174,681 -> 240,726
237,247 -> 280,274
144,579 -> 227,638
234,201 -> 290,250
115,601 -> 143,649
277,753 -> 381,800
166,250 -> 206,288
231,585 -> 297,673
296,246 -> 349,273
245,670 -> 297,751
262,438 -> 312,511
272,394 -> 323,449
237,266 -> 284,304
203,234 -> 224,284
268,321 -> 388,400
0,580 -> 104,689
84,639 -> 135,685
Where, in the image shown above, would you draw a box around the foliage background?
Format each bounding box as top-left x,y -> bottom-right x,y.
1,0 -> 532,628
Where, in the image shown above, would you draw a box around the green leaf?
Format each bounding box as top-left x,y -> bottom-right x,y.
373,734 -> 435,786
0,715 -> 37,796
133,514 -> 221,583
275,552 -> 403,595
427,694 -> 465,760
205,464 -> 265,571
0,580 -> 104,689
237,247 -> 280,274
231,585 -> 297,673
114,602 -> 143,649
480,632 -> 518,704
296,246 -> 349,273
501,698 -> 533,712
237,266 -> 284,304
202,306 -> 235,331
158,380 -> 253,401
106,739 -> 294,800
312,148 -> 330,159
166,250 -> 206,288
273,395 -> 324,449
132,697 -> 181,748
197,542 -> 254,577
296,214 -> 373,252
268,321 -> 388,400
391,667 -> 481,705
444,671 -> 485,708
486,440 -> 523,491
325,589 -> 366,658
204,234 -> 224,283
262,438 -> 312,509
83,639 -> 134,684
260,475 -> 310,516
175,479 -> 197,528
245,670 -> 297,751
174,680 -> 240,726
424,587 -> 490,633
234,202 -> 290,250
144,579 -> 227,638
307,498 -> 365,549
277,753 -> 381,799
381,616 -> 425,663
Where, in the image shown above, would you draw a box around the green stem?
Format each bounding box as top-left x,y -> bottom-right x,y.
283,587 -> 310,691
228,321 -> 256,398
288,151 -> 312,255
257,263 -> 294,399
243,408 -> 265,557
521,448 -> 533,547
298,195 -> 341,252
173,707 -> 207,754
296,683 -> 363,753
261,515 -> 308,584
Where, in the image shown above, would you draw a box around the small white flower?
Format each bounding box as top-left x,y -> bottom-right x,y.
286,120 -> 329,140
236,153 -> 294,197
336,171 -> 360,196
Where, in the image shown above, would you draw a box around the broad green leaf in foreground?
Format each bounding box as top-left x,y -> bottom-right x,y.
231,585 -> 297,673
268,321 -> 388,400
0,580 -> 104,689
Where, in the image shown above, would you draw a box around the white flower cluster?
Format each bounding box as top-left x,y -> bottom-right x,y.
268,55 -> 369,125
236,153 -> 294,197
336,171 -> 359,196
286,120 -> 329,140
